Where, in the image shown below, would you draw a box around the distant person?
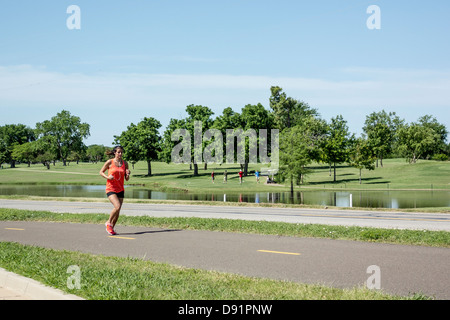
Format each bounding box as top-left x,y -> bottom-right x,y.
211,170 -> 215,183
255,170 -> 260,183
223,170 -> 227,183
239,169 -> 243,184
99,146 -> 130,235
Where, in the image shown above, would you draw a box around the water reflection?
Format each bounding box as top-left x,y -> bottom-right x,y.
133,189 -> 450,208
0,185 -> 449,209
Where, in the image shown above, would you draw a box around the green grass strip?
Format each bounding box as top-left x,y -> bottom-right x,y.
0,242 -> 427,300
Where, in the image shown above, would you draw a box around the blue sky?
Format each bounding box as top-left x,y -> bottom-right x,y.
1,0 -> 449,146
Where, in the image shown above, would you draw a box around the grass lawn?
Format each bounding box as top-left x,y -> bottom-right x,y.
0,158 -> 449,193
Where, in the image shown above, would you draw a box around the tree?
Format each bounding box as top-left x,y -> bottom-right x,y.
30,139 -> 55,169
67,150 -> 84,165
322,115 -> 354,182
185,105 -> 215,172
269,86 -> 318,130
184,104 -> 214,176
165,105 -> 214,176
417,115 -> 448,158
279,116 -> 327,194
11,142 -> 36,167
160,118 -> 187,165
239,103 -> 274,175
86,145 -> 108,163
114,117 -> 162,176
212,107 -> 242,134
349,138 -> 376,184
363,110 -> 403,167
396,122 -> 439,163
212,107 -> 242,167
280,126 -> 311,196
35,110 -> 90,166
0,124 -> 35,168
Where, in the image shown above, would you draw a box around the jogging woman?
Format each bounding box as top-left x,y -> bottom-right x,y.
99,146 -> 130,235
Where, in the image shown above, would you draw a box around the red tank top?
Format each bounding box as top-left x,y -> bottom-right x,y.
105,159 -> 126,193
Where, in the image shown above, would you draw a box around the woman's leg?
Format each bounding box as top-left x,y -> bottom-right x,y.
107,194 -> 123,227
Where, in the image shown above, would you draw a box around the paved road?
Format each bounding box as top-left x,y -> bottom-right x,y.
1,199 -> 450,231
1,199 -> 450,299
1,220 -> 449,299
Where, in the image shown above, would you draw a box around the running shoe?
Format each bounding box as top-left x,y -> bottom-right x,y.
105,222 -> 116,235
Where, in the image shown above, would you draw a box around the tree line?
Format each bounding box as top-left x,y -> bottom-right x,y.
1,87 -> 449,190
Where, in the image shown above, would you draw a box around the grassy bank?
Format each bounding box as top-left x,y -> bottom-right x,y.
0,158 -> 449,193
0,241 -> 427,300
2,208 -> 449,247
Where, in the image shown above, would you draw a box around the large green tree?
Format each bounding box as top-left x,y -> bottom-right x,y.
86,144 -> 108,163
35,110 -> 90,166
160,118 -> 187,164
162,105 -> 214,176
349,138 -> 376,184
114,117 -> 162,176
211,107 -> 242,165
396,122 -> 440,163
0,124 -> 36,168
322,115 -> 354,182
416,115 -> 448,158
269,86 -> 318,130
363,110 -> 403,167
279,116 -> 327,194
187,105 -> 216,172
238,103 -> 274,175
11,142 -> 36,167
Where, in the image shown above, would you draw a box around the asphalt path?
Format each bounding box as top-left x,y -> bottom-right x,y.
1,220 -> 449,299
1,199 -> 450,299
1,199 -> 450,231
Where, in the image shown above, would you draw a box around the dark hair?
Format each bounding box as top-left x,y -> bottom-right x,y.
106,145 -> 124,157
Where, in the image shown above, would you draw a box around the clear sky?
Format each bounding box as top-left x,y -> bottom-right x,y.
1,0 -> 449,146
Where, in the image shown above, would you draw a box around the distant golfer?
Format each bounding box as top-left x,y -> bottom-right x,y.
211,170 -> 215,183
239,169 -> 243,184
255,170 -> 260,183
99,146 -> 130,235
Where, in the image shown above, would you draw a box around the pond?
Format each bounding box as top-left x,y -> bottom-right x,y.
0,184 -> 449,209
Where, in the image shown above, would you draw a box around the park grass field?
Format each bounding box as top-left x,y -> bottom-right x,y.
0,158 -> 449,193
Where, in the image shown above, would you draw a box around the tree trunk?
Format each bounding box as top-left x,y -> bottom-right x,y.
290,178 -> 294,197
147,160 -> 152,176
333,162 -> 336,182
359,168 -> 362,184
193,163 -> 199,176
